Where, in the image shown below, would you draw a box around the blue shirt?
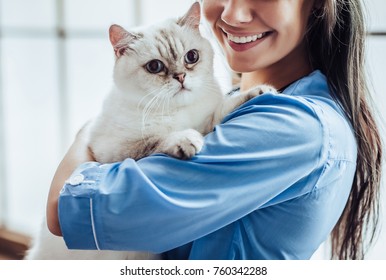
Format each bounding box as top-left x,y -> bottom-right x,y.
58,70 -> 357,259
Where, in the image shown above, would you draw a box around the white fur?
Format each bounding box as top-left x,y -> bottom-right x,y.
26,12 -> 223,260
26,5 -> 276,260
26,219 -> 151,260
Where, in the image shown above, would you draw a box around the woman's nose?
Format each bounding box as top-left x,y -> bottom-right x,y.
221,0 -> 253,26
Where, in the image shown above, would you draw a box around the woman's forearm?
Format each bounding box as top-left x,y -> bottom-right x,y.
46,130 -> 93,236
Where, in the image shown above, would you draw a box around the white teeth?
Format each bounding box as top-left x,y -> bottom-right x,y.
227,32 -> 265,44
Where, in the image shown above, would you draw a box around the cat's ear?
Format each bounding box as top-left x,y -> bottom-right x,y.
177,2 -> 201,30
109,24 -> 136,57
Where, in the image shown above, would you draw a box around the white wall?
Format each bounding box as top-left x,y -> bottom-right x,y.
363,0 -> 386,259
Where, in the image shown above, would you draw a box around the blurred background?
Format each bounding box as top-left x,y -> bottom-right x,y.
0,0 -> 385,259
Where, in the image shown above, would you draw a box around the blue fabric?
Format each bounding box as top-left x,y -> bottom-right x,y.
58,70 -> 357,259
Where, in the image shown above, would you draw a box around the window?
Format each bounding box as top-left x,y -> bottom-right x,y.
364,0 -> 386,260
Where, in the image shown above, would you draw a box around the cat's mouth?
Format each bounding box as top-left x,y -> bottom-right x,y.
174,86 -> 191,96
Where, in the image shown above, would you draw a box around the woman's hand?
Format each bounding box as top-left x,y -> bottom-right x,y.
46,127 -> 94,236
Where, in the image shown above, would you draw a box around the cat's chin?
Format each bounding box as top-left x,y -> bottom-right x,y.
174,88 -> 191,96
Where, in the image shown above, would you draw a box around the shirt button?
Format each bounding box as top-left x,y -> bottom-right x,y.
68,174 -> 85,186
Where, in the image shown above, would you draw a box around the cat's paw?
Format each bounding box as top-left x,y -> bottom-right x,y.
162,129 -> 204,160
246,84 -> 277,100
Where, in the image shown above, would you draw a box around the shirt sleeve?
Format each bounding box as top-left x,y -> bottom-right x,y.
58,93 -> 327,253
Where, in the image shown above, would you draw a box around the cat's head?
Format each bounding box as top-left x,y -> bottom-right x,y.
109,3 -> 217,108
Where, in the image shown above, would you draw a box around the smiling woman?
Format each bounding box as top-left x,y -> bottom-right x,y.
39,0 -> 382,261
0,0 -> 385,261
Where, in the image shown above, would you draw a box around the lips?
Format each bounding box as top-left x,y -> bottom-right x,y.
227,32 -> 265,44
221,28 -> 272,52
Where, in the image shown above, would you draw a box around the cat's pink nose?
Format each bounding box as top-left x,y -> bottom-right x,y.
173,73 -> 186,84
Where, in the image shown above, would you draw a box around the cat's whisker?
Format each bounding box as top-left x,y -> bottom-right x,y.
160,91 -> 173,123
142,95 -> 158,131
141,89 -> 168,138
138,90 -> 160,111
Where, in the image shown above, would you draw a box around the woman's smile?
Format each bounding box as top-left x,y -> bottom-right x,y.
203,0 -> 315,87
220,27 -> 273,52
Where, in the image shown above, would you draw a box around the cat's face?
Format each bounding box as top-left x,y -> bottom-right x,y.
110,3 -> 216,108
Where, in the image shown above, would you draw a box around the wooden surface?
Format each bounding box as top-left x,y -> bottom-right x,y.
0,228 -> 31,260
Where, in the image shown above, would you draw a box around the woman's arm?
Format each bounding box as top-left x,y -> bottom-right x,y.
56,94 -> 326,252
46,129 -> 94,236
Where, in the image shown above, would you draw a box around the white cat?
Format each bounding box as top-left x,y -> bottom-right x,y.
26,3 -> 275,260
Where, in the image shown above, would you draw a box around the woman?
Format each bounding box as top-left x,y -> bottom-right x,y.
47,0 -> 382,259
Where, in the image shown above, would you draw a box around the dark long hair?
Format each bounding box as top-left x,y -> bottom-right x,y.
306,0 -> 383,259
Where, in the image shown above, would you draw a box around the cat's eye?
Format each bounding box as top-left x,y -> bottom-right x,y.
145,59 -> 165,74
184,49 -> 199,64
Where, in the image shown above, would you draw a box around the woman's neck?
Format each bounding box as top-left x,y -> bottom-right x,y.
240,44 -> 313,92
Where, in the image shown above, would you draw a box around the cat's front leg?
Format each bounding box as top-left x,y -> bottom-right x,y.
245,84 -> 277,100
159,129 -> 204,160
215,84 -> 277,123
